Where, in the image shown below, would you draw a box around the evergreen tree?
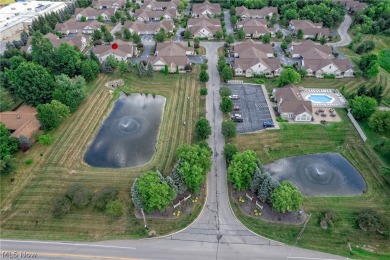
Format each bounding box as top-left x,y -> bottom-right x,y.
20,31 -> 29,45
146,61 -> 154,76
101,60 -> 113,73
171,161 -> 187,194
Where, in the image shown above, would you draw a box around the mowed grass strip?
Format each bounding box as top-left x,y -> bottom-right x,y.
231,109 -> 390,258
0,69 -> 204,240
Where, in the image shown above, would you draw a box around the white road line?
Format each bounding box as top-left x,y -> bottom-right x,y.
0,240 -> 136,250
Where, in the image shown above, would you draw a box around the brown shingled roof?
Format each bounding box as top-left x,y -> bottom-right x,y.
0,106 -> 40,139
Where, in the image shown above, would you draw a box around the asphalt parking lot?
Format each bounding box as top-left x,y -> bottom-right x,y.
227,84 -> 273,133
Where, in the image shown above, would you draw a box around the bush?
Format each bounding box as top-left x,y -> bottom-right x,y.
221,120 -> 237,138
219,96 -> 234,113
356,209 -> 388,234
19,135 -> 32,152
355,40 -> 375,54
92,186 -> 119,211
219,86 -> 231,97
255,79 -> 264,84
276,117 -> 288,122
38,134 -> 53,145
25,158 -> 33,165
323,74 -> 335,79
52,196 -> 71,218
200,63 -> 208,70
223,143 -> 238,164
200,87 -> 208,96
65,183 -> 91,208
199,69 -> 209,82
105,200 -> 124,217
195,117 -> 211,140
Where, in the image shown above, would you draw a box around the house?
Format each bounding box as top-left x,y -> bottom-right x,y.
289,20 -> 329,39
235,6 -> 278,19
191,1 -> 221,17
289,40 -> 354,78
232,39 -> 282,78
55,19 -> 102,35
92,0 -> 124,9
134,8 -> 177,21
143,0 -> 179,11
236,19 -> 273,38
74,7 -> 115,21
345,1 -> 367,13
272,84 -> 313,122
94,39 -> 137,62
124,20 -> 174,35
148,42 -> 193,73
187,17 -> 221,39
0,106 -> 41,140
22,33 -> 88,53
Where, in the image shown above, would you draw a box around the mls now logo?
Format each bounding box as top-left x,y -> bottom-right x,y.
1,251 -> 37,258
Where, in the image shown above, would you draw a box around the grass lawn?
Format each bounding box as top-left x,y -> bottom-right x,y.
0,0 -> 14,4
230,109 -> 390,258
0,67 -> 205,240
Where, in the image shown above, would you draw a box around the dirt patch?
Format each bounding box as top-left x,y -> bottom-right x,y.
231,187 -> 307,225
135,186 -> 205,220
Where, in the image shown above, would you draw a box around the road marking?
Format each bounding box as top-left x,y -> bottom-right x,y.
19,252 -> 142,260
287,257 -> 342,260
0,240 -> 136,250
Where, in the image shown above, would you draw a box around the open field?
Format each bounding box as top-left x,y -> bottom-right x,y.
0,68 -> 205,240
231,109 -> 390,258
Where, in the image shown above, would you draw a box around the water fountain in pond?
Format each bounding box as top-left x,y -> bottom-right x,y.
84,93 -> 165,168
265,153 -> 366,197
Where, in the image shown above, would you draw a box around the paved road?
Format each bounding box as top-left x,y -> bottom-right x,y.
329,14 -> 352,47
223,10 -> 234,35
0,42 -> 346,260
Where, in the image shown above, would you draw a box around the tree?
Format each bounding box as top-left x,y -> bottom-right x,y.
110,15 -> 117,23
298,68 -> 308,77
195,117 -> 211,140
20,31 -> 29,45
359,54 -> 379,78
52,196 -> 71,218
80,16 -> 87,22
237,28 -> 246,40
171,161 -> 187,194
219,96 -> 234,113
350,96 -> 377,120
80,59 -> 100,81
54,42 -> 82,77
230,6 -> 236,15
200,87 -> 208,95
92,186 -> 118,211
199,69 -> 209,82
155,31 -> 165,42
176,144 -> 212,193
227,150 -> 257,190
356,40 -> 375,54
37,100 -> 70,131
284,35 -> 293,44
132,33 -> 141,44
223,143 -> 238,164
105,200 -> 123,217
0,123 -> 18,159
200,63 -> 208,70
225,34 -> 235,45
101,60 -> 113,73
7,56 -> 25,70
31,32 -> 55,68
92,29 -> 102,41
164,64 -> 169,75
257,176 -> 278,204
183,29 -> 192,39
194,37 -> 200,48
369,110 -> 390,136
19,135 -> 32,152
146,61 -> 154,76
356,209 -> 388,234
320,36 -> 327,45
106,54 -> 118,69
278,68 -> 301,87
275,30 -> 283,39
0,155 -> 16,175
221,120 -> 237,138
38,134 -> 53,145
297,29 -> 303,39
215,30 -> 223,40
97,15 -> 103,23
65,183 -> 91,208
271,181 -> 303,213
123,28 -> 132,40
118,61 -> 128,73
136,171 -> 176,213
262,34 -> 270,44
103,31 -> 114,42
219,86 -> 231,97
217,56 -> 227,72
221,65 -> 233,81
230,15 -> 237,26
10,62 -> 54,106
53,74 -> 86,112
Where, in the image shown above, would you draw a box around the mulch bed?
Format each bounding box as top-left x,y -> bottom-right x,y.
231,187 -> 307,225
135,186 -> 205,220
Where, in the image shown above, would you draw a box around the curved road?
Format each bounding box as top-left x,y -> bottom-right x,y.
0,43 -> 346,260
329,14 -> 352,47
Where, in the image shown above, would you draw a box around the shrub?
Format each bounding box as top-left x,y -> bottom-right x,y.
219,86 -> 231,97
221,120 -> 237,138
200,63 -> 208,70
65,183 -> 91,208
25,158 -> 33,165
356,209 -> 388,234
19,135 -> 32,152
323,74 -> 335,79
276,117 -> 288,122
255,79 -> 264,84
195,117 -> 211,139
223,143 -> 238,164
200,87 -> 208,96
199,69 -> 209,82
38,134 -> 53,145
52,196 -> 71,218
219,96 -> 234,113
92,186 -> 119,211
105,200 -> 124,217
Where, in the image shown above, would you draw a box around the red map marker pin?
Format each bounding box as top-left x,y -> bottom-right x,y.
112,43 -> 118,50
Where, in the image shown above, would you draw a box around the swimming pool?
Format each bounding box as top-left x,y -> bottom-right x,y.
307,94 -> 334,103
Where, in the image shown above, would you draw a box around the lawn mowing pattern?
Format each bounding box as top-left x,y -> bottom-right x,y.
231,109 -> 390,258
0,69 -> 204,241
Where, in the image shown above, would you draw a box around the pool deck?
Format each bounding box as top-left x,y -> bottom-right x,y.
300,88 -> 347,108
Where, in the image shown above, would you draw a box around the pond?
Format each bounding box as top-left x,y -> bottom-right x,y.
265,153 -> 366,197
84,93 -> 165,168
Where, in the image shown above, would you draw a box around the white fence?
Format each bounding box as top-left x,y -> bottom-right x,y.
347,109 -> 367,142
227,80 -> 243,84
173,194 -> 192,209
245,193 -> 263,210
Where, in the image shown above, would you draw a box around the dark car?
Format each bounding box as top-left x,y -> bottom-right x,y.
231,116 -> 243,123
263,121 -> 275,128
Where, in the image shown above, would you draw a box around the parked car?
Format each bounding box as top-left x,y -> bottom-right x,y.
233,113 -> 242,118
229,95 -> 239,100
233,106 -> 240,111
263,121 -> 275,128
231,116 -> 243,123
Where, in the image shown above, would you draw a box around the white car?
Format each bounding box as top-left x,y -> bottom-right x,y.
229,95 -> 239,100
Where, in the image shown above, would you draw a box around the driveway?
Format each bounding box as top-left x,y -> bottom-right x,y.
141,34 -> 155,44
111,23 -> 123,39
274,24 -> 292,36
129,44 -> 154,63
223,10 -> 234,34
273,42 -> 300,66
227,84 -> 274,133
188,55 -> 204,64
175,27 -> 185,42
329,14 -> 352,47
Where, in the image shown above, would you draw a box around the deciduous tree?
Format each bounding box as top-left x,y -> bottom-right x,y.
271,181 -> 302,213
278,68 -> 301,87
199,69 -> 209,82
195,117 -> 211,140
350,96 -> 377,120
37,100 -> 70,131
227,150 -> 257,190
369,110 -> 390,136
221,120 -> 237,138
219,96 -> 234,113
53,74 -> 86,112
